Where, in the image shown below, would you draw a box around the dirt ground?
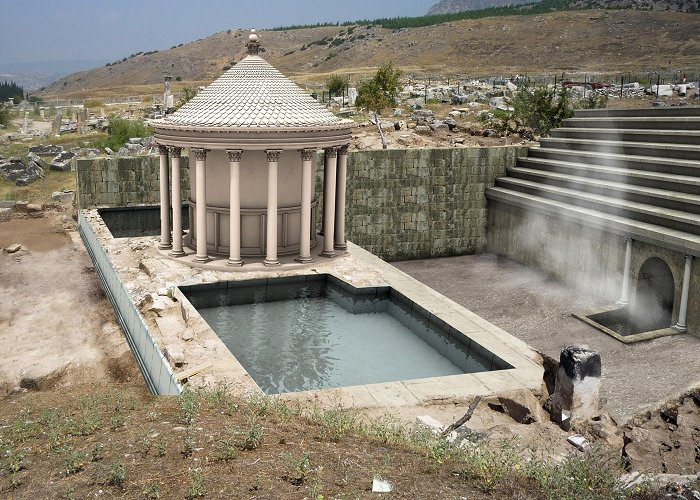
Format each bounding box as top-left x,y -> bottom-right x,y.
0,209 -> 141,395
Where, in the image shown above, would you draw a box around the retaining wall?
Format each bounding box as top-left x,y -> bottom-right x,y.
487,201 -> 699,335
76,147 -> 526,261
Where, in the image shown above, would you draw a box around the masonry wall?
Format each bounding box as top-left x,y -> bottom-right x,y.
76,146 -> 526,260
487,201 -> 699,335
317,147 -> 528,261
76,156 -> 189,209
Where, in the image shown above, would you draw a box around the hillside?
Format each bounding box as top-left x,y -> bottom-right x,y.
427,0 -> 699,13
40,9 -> 700,99
428,0 -> 534,14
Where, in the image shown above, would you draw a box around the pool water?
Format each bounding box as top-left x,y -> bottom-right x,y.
183,276 -> 509,395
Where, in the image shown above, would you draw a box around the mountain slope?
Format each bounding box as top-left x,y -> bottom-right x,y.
428,0 -> 534,14
40,10 -> 700,99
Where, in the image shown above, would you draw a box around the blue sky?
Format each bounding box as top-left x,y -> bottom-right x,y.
0,0 -> 435,68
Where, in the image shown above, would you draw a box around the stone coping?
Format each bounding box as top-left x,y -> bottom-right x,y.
82,209 -> 543,408
572,304 -> 683,344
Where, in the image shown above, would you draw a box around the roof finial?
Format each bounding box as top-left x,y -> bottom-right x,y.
247,29 -> 260,56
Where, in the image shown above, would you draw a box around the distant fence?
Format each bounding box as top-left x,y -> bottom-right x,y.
79,211 -> 182,396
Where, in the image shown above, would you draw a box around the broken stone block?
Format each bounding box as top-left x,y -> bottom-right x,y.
498,389 -> 545,424
567,433 -> 589,451
3,243 -> 21,253
52,190 -> 75,203
27,203 -> 42,213
415,415 -> 445,435
50,151 -> 76,172
550,345 -> 601,430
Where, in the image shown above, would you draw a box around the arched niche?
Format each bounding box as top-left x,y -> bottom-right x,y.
634,257 -> 674,331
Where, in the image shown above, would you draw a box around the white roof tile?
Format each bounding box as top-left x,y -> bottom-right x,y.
160,55 -> 349,129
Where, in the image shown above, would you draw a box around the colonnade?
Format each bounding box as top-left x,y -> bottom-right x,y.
156,144 -> 349,266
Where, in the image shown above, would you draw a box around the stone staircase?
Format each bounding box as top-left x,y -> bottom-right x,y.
486,106 -> 700,256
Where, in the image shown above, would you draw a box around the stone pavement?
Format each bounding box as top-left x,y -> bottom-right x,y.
394,253 -> 700,424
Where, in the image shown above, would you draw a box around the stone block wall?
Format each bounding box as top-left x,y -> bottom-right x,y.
316,147 -> 527,261
76,147 -> 526,261
76,156 -> 189,208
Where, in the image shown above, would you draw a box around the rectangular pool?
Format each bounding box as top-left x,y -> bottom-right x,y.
181,276 -> 511,395
98,205 -> 189,238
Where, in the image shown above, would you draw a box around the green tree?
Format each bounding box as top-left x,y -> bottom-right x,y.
511,83 -> 574,137
0,104 -> 12,127
326,74 -> 348,98
175,87 -> 198,110
355,63 -> 402,149
95,116 -> 153,150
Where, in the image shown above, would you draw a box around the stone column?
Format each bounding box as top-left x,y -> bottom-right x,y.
321,147 -> 338,258
226,149 -> 244,266
334,145 -> 349,251
264,150 -> 282,266
673,255 -> 693,331
296,149 -> 315,263
169,147 -> 185,256
157,145 -> 172,250
193,148 -> 209,263
617,237 -> 632,306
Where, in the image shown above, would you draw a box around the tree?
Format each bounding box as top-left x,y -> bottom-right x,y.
326,74 -> 348,98
355,63 -> 402,149
511,83 -> 574,137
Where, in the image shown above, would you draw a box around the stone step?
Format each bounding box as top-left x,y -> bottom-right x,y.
550,127 -> 700,145
574,106 -> 700,118
485,186 -> 700,257
563,116 -> 700,131
517,157 -> 700,195
529,147 -> 700,176
495,176 -> 700,235
538,137 -> 700,161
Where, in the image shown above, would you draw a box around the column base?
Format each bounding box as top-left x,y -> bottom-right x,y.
263,258 -> 281,267
295,256 -> 313,264
169,249 -> 186,257
334,243 -> 347,251
672,324 -> 687,333
158,242 -> 173,250
227,258 -> 244,267
320,250 -> 337,258
194,255 -> 210,263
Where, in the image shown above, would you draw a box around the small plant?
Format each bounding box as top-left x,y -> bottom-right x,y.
110,414 -> 125,430
240,418 -> 263,451
181,430 -> 196,458
179,388 -> 200,426
511,83 -> 574,136
63,446 -> 85,476
155,437 -> 167,457
105,459 -> 126,488
3,448 -> 28,473
141,436 -> 152,457
282,451 -> 312,486
143,481 -> 160,499
146,411 -> 159,422
311,405 -> 359,442
186,468 -> 206,499
89,442 -> 104,462
215,433 -> 238,462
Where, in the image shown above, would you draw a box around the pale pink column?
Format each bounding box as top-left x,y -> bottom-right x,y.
157,145 -> 171,250
169,147 -> 185,256
321,147 -> 338,258
193,148 -> 209,263
226,149 -> 244,266
296,149 -> 315,263
264,150 -> 282,266
334,144 -> 349,251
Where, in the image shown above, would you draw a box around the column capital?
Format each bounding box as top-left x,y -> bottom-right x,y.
324,146 -> 338,159
192,148 -> 208,161
157,144 -> 169,155
684,254 -> 694,261
226,149 -> 244,162
299,149 -> 316,162
169,146 -> 182,158
338,144 -> 349,156
265,149 -> 282,162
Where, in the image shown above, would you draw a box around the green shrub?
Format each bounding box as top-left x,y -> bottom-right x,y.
93,117 -> 153,150
512,83 -> 574,136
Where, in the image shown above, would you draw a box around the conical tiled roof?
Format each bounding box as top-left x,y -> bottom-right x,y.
156,33 -> 351,130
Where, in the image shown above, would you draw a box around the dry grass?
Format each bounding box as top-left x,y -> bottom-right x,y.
0,384 -> 650,500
